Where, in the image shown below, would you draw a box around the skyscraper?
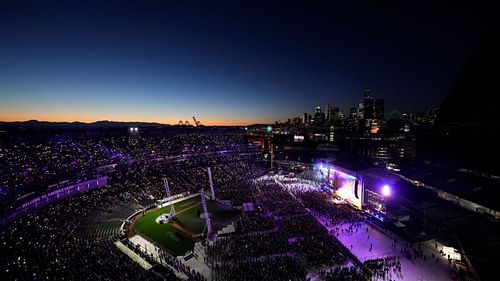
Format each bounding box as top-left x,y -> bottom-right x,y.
325,104 -> 336,122
315,106 -> 321,114
375,98 -> 385,120
325,104 -> 331,121
314,105 -> 325,124
363,89 -> 374,120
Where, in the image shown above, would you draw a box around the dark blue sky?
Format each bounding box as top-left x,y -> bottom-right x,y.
1,1 -> 498,125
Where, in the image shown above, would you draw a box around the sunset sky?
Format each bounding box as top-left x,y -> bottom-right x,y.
1,1 -> 498,125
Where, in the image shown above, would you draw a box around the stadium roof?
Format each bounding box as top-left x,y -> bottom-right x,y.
399,163 -> 500,211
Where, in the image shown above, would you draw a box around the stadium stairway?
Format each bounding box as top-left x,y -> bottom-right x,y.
77,203 -> 135,240
79,218 -> 123,240
216,222 -> 236,236
181,241 -> 212,280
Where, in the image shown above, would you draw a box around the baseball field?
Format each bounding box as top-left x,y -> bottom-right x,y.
133,195 -> 240,256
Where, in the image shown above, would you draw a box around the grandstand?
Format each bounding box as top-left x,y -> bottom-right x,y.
0,129 -> 472,281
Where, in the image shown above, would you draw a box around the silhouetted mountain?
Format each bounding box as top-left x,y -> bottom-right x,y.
0,120 -> 171,129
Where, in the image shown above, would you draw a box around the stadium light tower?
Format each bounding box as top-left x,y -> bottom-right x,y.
327,165 -> 331,185
163,178 -> 176,218
208,167 -> 216,201
270,140 -> 274,170
200,189 -> 212,240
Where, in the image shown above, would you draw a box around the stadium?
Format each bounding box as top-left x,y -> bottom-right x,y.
3,0 -> 500,279
0,128 -> 476,281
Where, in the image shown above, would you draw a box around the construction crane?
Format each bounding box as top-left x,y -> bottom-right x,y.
192,116 -> 202,127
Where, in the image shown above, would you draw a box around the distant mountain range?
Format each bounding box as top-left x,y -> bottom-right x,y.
0,120 -> 252,129
0,120 -> 172,128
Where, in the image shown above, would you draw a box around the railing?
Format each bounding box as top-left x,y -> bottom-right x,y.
0,176 -> 108,228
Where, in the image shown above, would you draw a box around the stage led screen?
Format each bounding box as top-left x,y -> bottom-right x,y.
319,164 -> 362,209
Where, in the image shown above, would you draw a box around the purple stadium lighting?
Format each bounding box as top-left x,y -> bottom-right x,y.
381,184 -> 391,197
316,163 -> 357,180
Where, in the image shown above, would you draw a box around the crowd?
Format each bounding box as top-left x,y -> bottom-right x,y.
294,234 -> 348,268
204,176 -> 367,280
294,189 -> 364,225
156,246 -> 206,281
0,129 -> 265,280
364,256 -> 402,280
0,133 -> 111,213
282,214 -> 327,237
0,129 -> 260,214
0,127 -> 409,281
316,266 -> 369,281
212,255 -> 306,281
256,181 -> 306,217
206,231 -> 291,263
236,213 -> 277,233
0,198 -> 174,281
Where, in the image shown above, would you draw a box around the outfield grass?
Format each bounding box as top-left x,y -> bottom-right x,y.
133,195 -> 240,256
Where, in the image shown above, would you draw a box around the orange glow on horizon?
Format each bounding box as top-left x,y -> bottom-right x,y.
0,114 -> 270,126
